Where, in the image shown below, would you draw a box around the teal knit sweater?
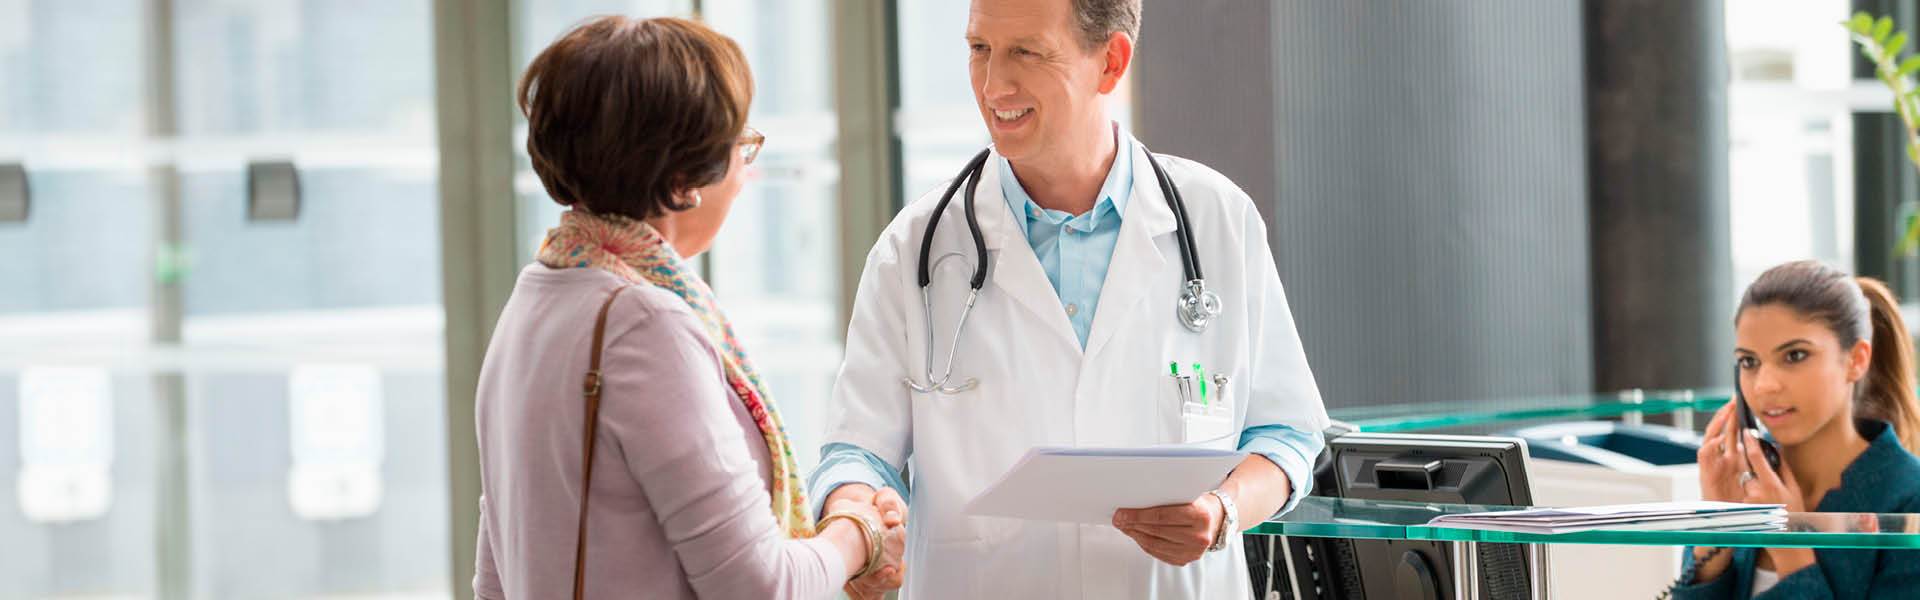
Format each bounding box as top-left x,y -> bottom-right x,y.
1673,420 -> 1920,599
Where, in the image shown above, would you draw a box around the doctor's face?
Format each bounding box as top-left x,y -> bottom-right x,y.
966,0 -> 1127,164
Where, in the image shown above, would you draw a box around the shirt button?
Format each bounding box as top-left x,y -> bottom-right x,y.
1066,303 -> 1079,316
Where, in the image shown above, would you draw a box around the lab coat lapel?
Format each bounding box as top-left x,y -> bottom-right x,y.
1083,143 -> 1177,359
977,154 -> 1083,352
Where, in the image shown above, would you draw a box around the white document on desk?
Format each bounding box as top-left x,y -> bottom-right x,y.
963,446 -> 1247,525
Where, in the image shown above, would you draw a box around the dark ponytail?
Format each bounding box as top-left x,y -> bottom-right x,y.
1738,261 -> 1920,451
1855,277 -> 1920,451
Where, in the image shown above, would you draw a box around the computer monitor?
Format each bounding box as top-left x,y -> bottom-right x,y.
1252,431 -> 1536,600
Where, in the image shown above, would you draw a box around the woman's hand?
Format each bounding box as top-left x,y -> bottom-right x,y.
835,488 -> 907,600
1738,429 -> 1805,511
845,523 -> 906,600
1735,429 -> 1819,576
1697,403 -> 1748,502
821,497 -> 888,590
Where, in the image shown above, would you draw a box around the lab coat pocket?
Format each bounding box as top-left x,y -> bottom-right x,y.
1158,376 -> 1237,449
1182,411 -> 1236,449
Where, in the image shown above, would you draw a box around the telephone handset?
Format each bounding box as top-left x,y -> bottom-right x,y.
1733,364 -> 1783,473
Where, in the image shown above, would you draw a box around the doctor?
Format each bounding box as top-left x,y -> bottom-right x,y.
811,0 -> 1329,598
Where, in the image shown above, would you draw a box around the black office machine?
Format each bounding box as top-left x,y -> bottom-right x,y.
1250,431 -> 1537,600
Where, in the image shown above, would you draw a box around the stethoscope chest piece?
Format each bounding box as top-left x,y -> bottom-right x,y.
1177,279 -> 1222,333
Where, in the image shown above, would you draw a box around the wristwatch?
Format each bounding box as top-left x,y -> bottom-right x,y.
1206,489 -> 1237,552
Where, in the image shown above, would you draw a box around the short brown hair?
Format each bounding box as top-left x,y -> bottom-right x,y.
1071,0 -> 1141,50
517,16 -> 753,220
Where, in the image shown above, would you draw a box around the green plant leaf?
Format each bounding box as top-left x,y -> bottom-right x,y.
1889,32 -> 1910,62
1854,12 -> 1877,35
1899,215 -> 1920,257
1876,16 -> 1895,44
1868,46 -> 1892,67
1899,56 -> 1920,78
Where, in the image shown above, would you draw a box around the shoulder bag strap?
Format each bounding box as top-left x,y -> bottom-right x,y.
574,284 -> 632,600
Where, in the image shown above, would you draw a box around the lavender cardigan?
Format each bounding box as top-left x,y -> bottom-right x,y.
472,265 -> 846,599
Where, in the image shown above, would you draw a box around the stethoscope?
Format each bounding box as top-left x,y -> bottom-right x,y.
903,147 -> 1221,394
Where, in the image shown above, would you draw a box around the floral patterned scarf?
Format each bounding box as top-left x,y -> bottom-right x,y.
537,209 -> 814,538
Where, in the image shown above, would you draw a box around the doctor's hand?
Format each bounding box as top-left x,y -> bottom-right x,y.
1111,494 -> 1226,567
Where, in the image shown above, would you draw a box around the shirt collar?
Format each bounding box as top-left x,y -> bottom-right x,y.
998,123 -> 1135,231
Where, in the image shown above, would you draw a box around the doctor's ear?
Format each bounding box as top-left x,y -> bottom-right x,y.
1097,31 -> 1133,94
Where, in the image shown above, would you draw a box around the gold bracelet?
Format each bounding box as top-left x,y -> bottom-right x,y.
820,512 -> 884,579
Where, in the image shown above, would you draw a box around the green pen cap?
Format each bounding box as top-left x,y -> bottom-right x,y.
1194,363 -> 1207,404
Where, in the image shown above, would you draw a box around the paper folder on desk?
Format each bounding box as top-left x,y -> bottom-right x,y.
963,446 -> 1247,525
1426,501 -> 1788,534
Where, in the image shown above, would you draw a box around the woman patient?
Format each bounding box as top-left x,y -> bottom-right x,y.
1676,260 -> 1920,598
471,16 -> 903,599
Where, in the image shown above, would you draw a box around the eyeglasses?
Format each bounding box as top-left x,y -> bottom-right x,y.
738,127 -> 765,165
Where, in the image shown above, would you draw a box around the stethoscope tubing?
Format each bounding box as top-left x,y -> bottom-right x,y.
903,145 -> 1214,393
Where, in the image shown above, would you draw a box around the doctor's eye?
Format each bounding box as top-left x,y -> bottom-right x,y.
1785,349 -> 1810,363
968,42 -> 989,54
1736,356 -> 1758,370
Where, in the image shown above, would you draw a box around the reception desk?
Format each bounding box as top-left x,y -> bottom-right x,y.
1250,496 -> 1920,600
1254,389 -> 1917,600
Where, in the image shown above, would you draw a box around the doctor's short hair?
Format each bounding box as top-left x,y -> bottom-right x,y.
517,16 -> 753,221
1071,0 -> 1142,50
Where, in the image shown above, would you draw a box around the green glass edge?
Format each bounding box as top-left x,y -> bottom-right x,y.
1335,393 -> 1732,433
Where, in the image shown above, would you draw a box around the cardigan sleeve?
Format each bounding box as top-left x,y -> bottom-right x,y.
597,303 -> 851,598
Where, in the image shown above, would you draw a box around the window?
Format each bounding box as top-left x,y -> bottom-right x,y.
511,1 -> 843,468
0,0 -> 448,596
1725,0 -> 1858,292
895,1 -> 1134,205
0,1 -> 162,597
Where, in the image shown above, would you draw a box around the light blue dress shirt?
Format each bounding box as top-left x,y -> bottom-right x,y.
808,127 -> 1323,520
998,127 -> 1134,348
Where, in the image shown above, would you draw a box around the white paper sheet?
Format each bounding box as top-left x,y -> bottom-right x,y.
963,446 -> 1247,525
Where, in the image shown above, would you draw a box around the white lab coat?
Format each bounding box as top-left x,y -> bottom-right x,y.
825,141 -> 1329,599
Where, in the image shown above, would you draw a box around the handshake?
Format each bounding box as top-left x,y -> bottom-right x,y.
823,484 -> 910,599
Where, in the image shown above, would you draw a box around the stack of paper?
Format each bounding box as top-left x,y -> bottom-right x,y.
1426,501 -> 1788,534
964,446 -> 1247,524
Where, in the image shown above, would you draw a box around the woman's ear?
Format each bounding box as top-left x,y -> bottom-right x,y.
1848,338 -> 1873,383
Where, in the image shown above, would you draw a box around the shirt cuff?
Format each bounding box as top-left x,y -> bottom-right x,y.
1238,424 -> 1323,517
807,443 -> 909,520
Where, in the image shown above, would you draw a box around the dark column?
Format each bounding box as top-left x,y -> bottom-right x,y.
1586,0 -> 1733,391
1134,0 -> 1277,214
1139,2 -> 1595,408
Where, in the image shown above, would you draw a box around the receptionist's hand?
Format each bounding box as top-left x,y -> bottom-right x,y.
1738,429 -> 1805,513
1111,493 -> 1226,567
1696,403 -> 1747,503
1739,431 -> 1816,575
